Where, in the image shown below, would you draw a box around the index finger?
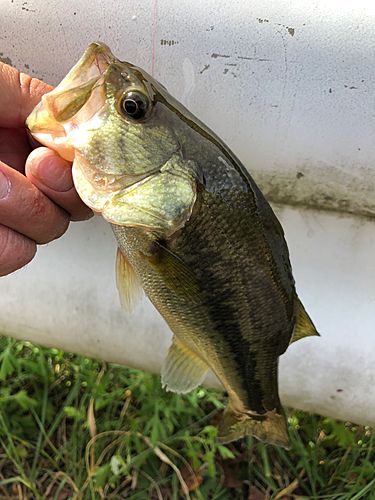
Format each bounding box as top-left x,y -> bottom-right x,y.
0,62 -> 52,128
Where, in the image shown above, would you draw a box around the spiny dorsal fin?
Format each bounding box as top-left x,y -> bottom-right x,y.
116,248 -> 142,311
290,298 -> 320,344
161,336 -> 209,394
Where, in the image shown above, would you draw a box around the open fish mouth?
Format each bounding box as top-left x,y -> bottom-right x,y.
57,42 -> 115,88
26,42 -> 115,161
27,42 -> 169,217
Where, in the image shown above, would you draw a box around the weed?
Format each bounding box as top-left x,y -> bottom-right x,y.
0,336 -> 373,499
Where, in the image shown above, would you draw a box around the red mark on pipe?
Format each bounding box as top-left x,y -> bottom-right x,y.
151,0 -> 157,76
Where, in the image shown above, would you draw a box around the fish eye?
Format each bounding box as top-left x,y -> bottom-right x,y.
120,91 -> 149,120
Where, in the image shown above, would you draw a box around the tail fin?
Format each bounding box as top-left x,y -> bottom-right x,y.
218,403 -> 290,448
290,298 -> 320,344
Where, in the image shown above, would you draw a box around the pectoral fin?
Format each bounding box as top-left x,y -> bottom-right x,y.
143,239 -> 203,304
161,336 -> 209,394
290,298 -> 320,344
116,248 -> 142,311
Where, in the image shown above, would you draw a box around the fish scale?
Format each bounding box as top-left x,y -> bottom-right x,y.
26,42 -> 319,447
113,178 -> 293,420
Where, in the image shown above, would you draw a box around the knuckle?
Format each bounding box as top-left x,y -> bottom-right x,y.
27,190 -> 69,244
0,226 -> 36,276
52,216 -> 70,240
36,216 -> 69,244
28,190 -> 47,219
70,207 -> 94,222
0,226 -> 11,262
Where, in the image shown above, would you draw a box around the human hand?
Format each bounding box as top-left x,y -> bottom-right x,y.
0,63 -> 92,276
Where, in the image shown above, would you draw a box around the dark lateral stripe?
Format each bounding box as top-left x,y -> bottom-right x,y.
203,269 -> 265,413
187,232 -> 266,413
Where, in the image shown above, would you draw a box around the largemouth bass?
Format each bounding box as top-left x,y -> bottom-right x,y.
27,42 -> 319,447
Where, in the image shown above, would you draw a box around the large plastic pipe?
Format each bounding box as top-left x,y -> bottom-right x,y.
3,0 -> 375,217
1,1 -> 375,425
2,208 -> 375,426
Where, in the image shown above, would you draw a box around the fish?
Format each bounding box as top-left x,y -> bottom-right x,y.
26,42 -> 319,447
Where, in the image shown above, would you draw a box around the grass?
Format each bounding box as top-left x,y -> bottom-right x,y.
0,336 -> 374,499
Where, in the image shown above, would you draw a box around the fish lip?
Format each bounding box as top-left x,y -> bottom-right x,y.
26,42 -> 118,160
87,42 -> 116,76
59,41 -> 115,88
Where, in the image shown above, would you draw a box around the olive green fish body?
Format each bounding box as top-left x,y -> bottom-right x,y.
112,143 -> 296,444
26,42 -> 319,447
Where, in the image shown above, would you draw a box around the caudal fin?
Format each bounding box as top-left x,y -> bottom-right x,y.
218,403 -> 290,448
290,298 -> 320,344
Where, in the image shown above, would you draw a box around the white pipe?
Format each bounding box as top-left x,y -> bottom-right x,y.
1,1 -> 375,425
2,0 -> 375,217
1,207 -> 375,426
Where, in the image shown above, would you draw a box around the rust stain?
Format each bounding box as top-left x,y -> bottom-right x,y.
22,2 -> 36,12
199,64 -> 210,74
0,53 -> 12,65
211,53 -> 230,59
238,56 -> 271,62
160,39 -> 179,46
254,163 -> 375,219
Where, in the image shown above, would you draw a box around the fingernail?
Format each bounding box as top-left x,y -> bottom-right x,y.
31,154 -> 73,192
0,170 -> 10,199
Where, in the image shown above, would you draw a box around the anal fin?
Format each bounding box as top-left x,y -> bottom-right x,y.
116,248 -> 142,311
290,298 -> 320,344
161,337 -> 209,394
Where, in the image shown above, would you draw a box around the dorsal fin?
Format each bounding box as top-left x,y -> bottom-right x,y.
290,298 -> 320,344
116,248 -> 142,311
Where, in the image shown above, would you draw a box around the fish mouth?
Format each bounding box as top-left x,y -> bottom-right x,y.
26,42 -> 116,161
61,42 -> 115,86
